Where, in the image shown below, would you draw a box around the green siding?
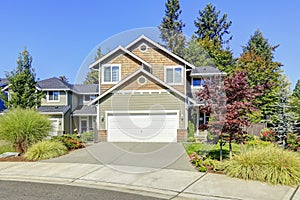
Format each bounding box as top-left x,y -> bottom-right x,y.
99,92 -> 186,129
41,91 -> 67,106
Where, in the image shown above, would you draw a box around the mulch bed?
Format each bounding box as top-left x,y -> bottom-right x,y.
0,155 -> 32,162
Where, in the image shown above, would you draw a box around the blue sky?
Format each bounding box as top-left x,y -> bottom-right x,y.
0,0 -> 299,88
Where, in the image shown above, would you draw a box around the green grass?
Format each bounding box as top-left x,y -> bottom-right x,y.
25,140 -> 68,161
223,146 -> 300,186
184,142 -> 241,160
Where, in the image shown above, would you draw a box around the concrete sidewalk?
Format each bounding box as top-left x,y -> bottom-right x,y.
0,162 -> 298,200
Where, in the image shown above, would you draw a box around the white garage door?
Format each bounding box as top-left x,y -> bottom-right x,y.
107,112 -> 178,142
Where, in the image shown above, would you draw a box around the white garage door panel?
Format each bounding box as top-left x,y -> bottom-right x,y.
107,113 -> 178,142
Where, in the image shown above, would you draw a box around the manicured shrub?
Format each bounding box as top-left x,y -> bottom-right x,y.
25,140 -> 68,161
188,121 -> 195,138
260,128 -> 276,142
51,134 -> 84,150
0,108 -> 52,153
189,152 -> 207,172
245,139 -> 273,148
203,158 -> 224,172
187,136 -> 196,142
81,131 -> 94,143
223,146 -> 300,185
286,133 -> 300,151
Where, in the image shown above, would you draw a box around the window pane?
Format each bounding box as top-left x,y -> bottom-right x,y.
166,68 -> 173,83
48,91 -> 54,100
193,78 -> 201,86
112,66 -> 119,82
53,91 -> 59,100
104,67 -> 111,82
84,95 -> 90,101
174,67 -> 182,83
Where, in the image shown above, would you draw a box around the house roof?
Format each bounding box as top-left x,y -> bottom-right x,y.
190,66 -> 226,77
88,68 -> 196,106
89,45 -> 152,69
72,105 -> 97,116
0,78 -> 8,87
38,105 -> 70,115
38,77 -> 72,90
125,35 -> 196,69
72,84 -> 98,94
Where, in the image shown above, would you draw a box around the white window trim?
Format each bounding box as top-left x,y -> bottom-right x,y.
83,95 -> 96,104
101,64 -> 121,84
164,66 -> 183,85
191,77 -> 204,88
47,91 -> 60,102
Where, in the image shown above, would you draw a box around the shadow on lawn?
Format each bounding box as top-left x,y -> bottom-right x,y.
198,148 -> 231,160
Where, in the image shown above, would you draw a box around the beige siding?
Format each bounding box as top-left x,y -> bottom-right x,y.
129,41 -> 186,94
100,53 -> 141,94
98,92 -> 185,130
41,91 -> 67,106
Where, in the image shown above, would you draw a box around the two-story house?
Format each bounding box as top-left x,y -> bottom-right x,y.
37,77 -> 98,136
88,35 -> 225,142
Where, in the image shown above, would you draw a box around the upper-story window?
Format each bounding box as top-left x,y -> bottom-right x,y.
102,64 -> 121,84
47,91 -> 59,102
83,95 -> 96,103
192,78 -> 205,88
165,66 -> 183,85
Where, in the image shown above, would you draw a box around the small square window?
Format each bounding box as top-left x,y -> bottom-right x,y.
103,65 -> 121,83
48,91 -> 59,101
165,66 -> 183,85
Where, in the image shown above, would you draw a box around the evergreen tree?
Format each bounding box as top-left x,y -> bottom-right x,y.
270,77 -> 296,146
1,48 -> 44,109
292,79 -> 300,99
158,0 -> 185,56
194,3 -> 232,45
84,47 -> 103,84
238,30 -> 283,122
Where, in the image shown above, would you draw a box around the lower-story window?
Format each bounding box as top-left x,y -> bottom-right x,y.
80,117 -> 88,133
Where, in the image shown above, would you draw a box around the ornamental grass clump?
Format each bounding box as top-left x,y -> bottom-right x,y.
224,146 -> 300,186
25,140 -> 68,161
0,108 -> 52,153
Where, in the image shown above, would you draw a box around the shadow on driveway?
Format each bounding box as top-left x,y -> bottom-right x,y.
42,142 -> 196,172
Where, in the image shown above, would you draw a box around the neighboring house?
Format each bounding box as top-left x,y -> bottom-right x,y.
0,78 -> 8,114
37,77 -> 98,136
88,35 -> 225,142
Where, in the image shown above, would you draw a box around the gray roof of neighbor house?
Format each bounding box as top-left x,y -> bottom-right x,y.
72,105 -> 97,116
38,77 -> 72,90
72,84 -> 98,94
190,66 -> 226,77
0,78 -> 8,87
38,105 -> 70,114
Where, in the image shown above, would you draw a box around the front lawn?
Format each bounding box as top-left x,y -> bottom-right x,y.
184,142 -> 241,160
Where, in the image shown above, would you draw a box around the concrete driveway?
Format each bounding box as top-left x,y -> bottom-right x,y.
43,142 -> 196,172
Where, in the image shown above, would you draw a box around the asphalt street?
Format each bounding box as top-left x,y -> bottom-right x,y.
0,180 -> 162,200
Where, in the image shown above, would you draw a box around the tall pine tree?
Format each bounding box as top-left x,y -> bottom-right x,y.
1,48 -> 44,109
159,0 -> 185,56
191,3 -> 235,73
194,3 -> 232,45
